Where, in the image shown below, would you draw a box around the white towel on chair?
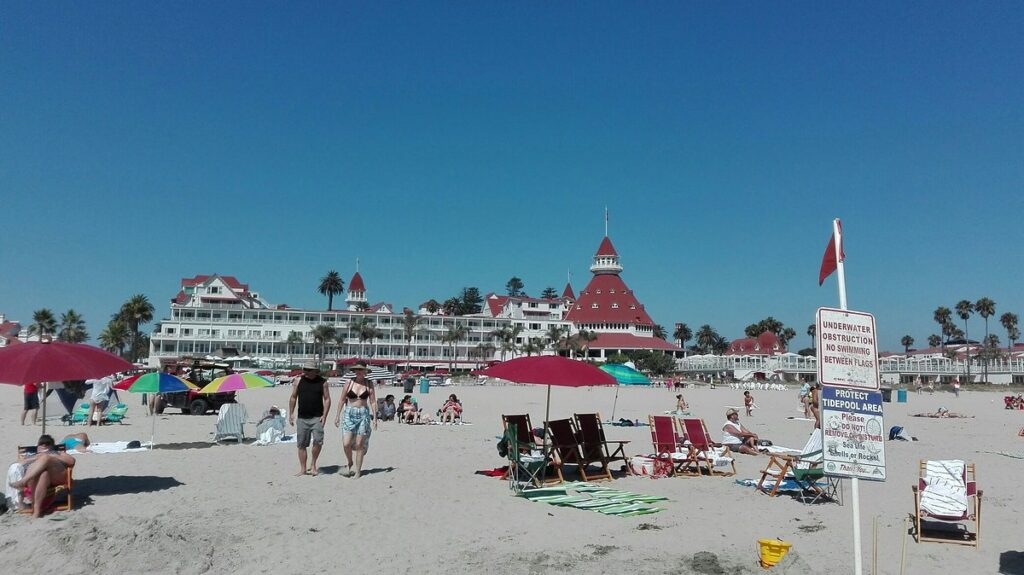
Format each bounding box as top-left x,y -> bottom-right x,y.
5,463 -> 26,509
920,460 -> 967,516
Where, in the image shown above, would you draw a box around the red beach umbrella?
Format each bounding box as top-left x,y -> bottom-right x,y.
0,340 -> 134,433
480,355 -> 616,438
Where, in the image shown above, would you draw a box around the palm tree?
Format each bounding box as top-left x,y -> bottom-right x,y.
807,324 -> 816,348
975,297 -> 996,383
310,324 -> 337,365
120,294 -> 154,362
695,325 -> 718,354
441,324 -> 469,372
927,334 -> 942,348
576,329 -> 598,360
474,342 -> 496,366
286,330 -> 305,366
28,308 -> 58,339
98,320 -> 130,357
490,327 -> 513,360
653,324 -> 667,340
744,324 -> 761,338
673,323 -> 693,350
711,334 -> 730,355
318,271 -> 344,311
1001,312 -> 1019,352
900,335 -> 914,353
401,311 -> 422,372
779,327 -> 796,350
544,325 -> 564,353
522,337 -> 543,357
57,309 -> 89,343
955,299 -> 974,382
933,306 -> 952,349
354,301 -> 371,312
424,300 -> 440,314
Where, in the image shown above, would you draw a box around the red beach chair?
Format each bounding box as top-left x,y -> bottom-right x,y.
648,415 -> 695,476
681,418 -> 736,477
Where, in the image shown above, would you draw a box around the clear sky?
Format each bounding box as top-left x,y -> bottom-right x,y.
2,2 -> 1022,351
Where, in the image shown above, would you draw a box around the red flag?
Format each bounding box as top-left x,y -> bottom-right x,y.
818,220 -> 845,286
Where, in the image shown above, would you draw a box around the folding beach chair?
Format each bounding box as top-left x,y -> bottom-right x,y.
647,415 -> 695,476
681,418 -> 736,476
503,425 -> 548,493
547,418 -> 612,482
14,445 -> 73,514
757,430 -> 841,504
912,460 -> 981,546
103,403 -> 128,424
501,414 -> 558,486
69,403 -> 90,425
574,413 -> 630,472
214,403 -> 248,443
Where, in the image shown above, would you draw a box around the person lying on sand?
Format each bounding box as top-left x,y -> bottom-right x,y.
59,433 -> 90,452
911,408 -> 973,418
8,434 -> 76,518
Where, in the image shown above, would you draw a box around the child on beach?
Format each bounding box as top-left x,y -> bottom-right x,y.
744,391 -> 754,417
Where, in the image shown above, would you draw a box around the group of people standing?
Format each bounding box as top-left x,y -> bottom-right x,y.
21,376 -> 116,426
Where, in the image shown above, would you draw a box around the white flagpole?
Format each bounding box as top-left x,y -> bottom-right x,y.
833,218 -> 861,575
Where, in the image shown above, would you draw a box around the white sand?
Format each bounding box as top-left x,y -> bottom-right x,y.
1,382 -> 1021,574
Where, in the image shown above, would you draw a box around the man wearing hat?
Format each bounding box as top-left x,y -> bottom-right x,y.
722,408 -> 760,455
288,361 -> 331,476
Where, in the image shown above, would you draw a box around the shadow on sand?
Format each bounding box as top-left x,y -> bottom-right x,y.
317,465 -> 396,476
1000,551 -> 1024,575
73,475 -> 185,507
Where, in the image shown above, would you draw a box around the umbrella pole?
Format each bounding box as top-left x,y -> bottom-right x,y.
610,384 -> 620,422
41,382 -> 47,435
541,384 -> 552,485
151,412 -> 156,449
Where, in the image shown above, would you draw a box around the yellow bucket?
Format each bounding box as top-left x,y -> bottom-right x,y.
757,539 -> 792,569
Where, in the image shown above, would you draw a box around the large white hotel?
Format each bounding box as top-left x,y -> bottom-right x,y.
147,236 -> 683,370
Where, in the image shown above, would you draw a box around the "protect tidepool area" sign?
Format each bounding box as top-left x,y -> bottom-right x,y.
816,307 -> 880,391
821,386 -> 886,481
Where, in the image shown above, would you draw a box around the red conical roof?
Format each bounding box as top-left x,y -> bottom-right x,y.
349,272 -> 365,292
595,236 -> 618,257
562,283 -> 576,300
563,274 -> 654,327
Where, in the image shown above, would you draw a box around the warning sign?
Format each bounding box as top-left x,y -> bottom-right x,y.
821,386 -> 886,481
816,307 -> 880,391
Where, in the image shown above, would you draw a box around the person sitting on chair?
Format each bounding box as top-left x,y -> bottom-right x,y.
378,395 -> 397,421
399,395 -> 420,423
722,409 -> 760,455
8,434 -> 76,518
439,394 -> 463,423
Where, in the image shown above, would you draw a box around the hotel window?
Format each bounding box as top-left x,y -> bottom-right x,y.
182,329 -> 192,336
596,290 -> 601,294
530,323 -> 541,330
591,303 -> 599,309
609,289 -> 615,294
211,330 -> 220,338
629,305 -> 636,310
209,286 -> 220,294
611,303 -> 619,309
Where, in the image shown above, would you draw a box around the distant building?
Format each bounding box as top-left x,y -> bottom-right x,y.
0,314 -> 22,347
725,332 -> 786,356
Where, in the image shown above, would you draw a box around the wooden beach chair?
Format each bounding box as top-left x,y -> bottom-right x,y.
14,445 -> 74,515
574,412 -> 630,472
648,415 -> 695,476
911,460 -> 981,547
547,418 -> 612,482
681,418 -> 736,477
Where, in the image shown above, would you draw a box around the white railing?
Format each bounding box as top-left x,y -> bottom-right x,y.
677,355 -> 1024,375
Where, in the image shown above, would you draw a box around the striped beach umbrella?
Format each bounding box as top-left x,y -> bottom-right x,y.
198,372 -> 274,394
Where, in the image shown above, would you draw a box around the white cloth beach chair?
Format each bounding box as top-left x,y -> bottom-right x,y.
214,403 -> 248,443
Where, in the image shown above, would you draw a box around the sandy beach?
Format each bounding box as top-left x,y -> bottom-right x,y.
2,381 -> 1021,575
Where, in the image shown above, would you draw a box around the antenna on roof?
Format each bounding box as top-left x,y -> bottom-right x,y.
356,257 -> 360,272
604,206 -> 609,237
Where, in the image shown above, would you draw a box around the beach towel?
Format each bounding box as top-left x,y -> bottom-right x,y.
215,403 -> 248,442
919,460 -> 968,517
736,478 -> 816,493
80,441 -> 151,454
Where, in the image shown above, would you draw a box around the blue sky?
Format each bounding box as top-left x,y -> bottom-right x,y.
2,2 -> 1022,351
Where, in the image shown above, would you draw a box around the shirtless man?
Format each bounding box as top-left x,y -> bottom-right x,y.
10,434 -> 75,518
288,362 -> 331,476
722,409 -> 760,455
